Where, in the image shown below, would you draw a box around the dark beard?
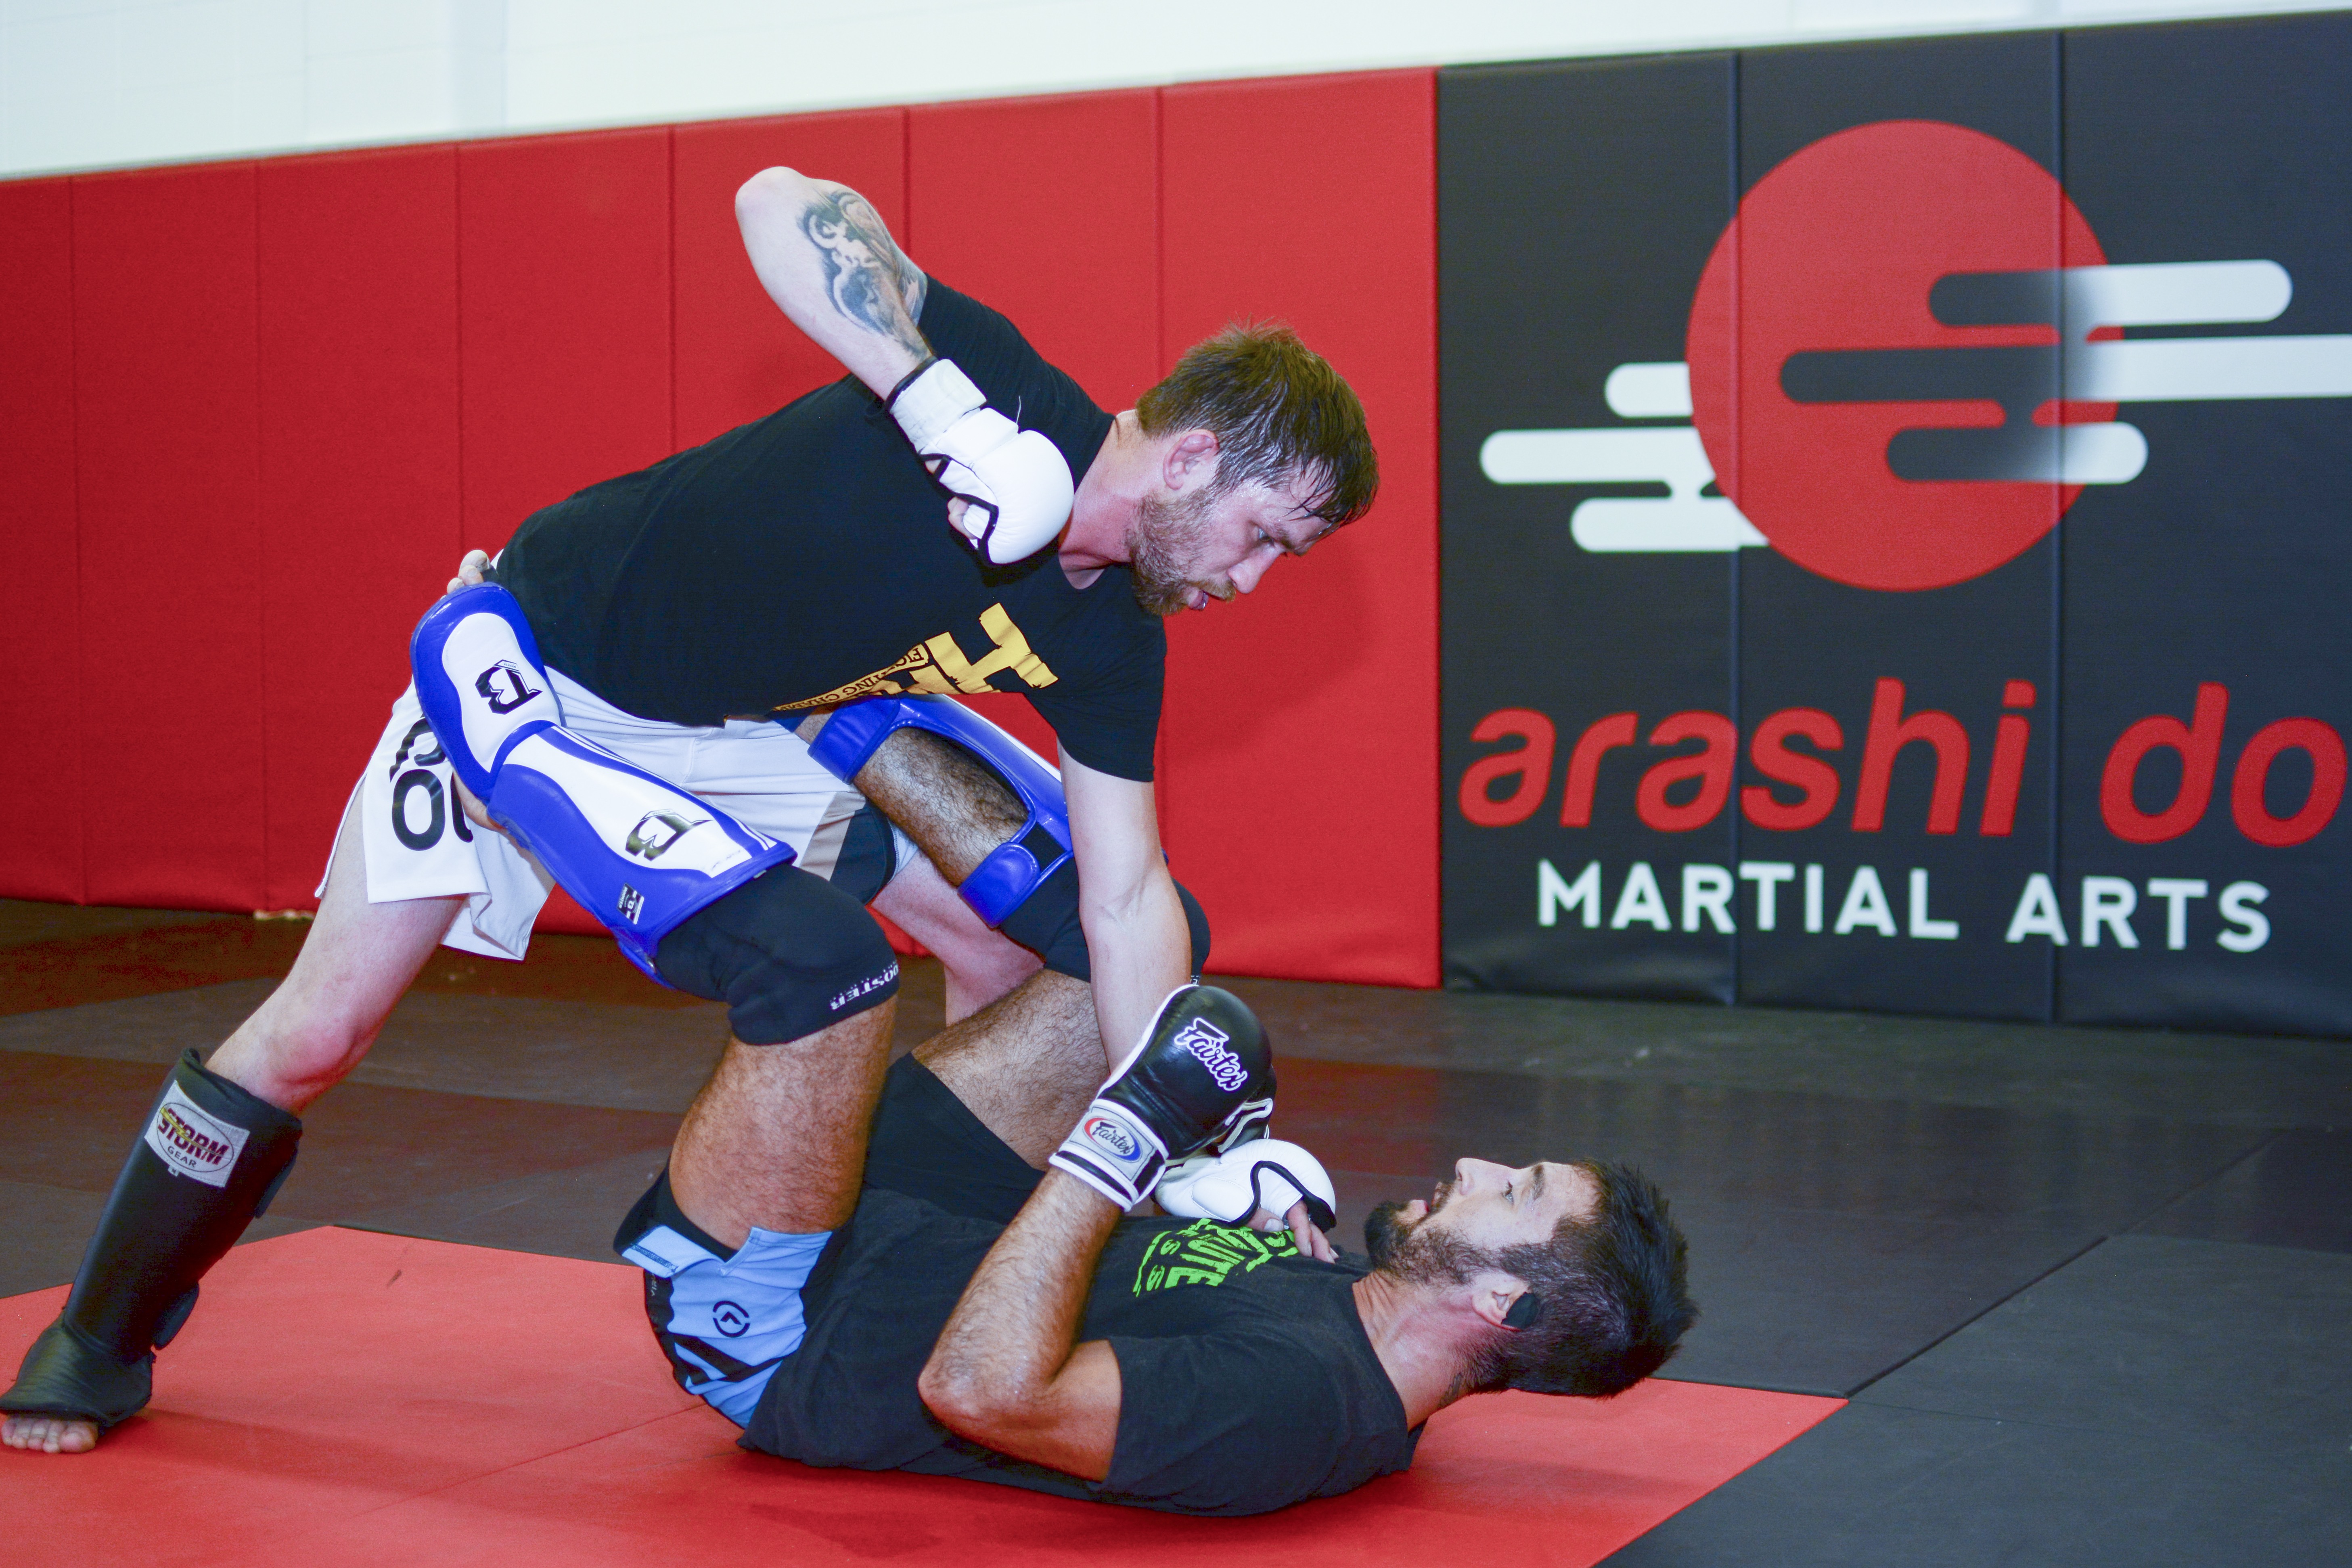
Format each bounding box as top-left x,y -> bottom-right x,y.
1127,486 -> 1221,618
1365,1200 -> 1412,1265
1365,1197 -> 1492,1287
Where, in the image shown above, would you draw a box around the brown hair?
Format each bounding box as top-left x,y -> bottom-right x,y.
1135,323 -> 1379,528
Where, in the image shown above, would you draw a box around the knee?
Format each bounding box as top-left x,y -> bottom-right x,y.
218,1003 -> 381,1106
654,866 -> 902,1044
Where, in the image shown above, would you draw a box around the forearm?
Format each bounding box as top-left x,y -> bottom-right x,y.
1082,860 -> 1192,1065
921,1171 -> 1122,1478
735,166 -> 930,396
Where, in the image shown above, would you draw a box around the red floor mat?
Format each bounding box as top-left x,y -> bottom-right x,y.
4,1229 -> 1838,1566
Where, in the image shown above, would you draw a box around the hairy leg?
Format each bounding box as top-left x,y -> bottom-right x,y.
850,726 -> 1025,879
848,721 -> 1046,1022
667,1003 -> 897,1249
914,970 -> 1104,1168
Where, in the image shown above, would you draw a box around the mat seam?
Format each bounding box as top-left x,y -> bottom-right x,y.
1840,1232 -> 2107,1398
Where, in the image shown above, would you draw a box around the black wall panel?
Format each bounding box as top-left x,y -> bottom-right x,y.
2056,15 -> 2352,1035
1441,56 -> 1737,1002
1440,15 -> 2351,1036
1732,34 -> 2063,1020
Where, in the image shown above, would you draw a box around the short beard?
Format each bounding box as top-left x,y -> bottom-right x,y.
1365,1197 -> 1493,1288
1126,485 -> 1224,618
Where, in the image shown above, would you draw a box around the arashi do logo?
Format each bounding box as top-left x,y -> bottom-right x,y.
1481,120 -> 2352,591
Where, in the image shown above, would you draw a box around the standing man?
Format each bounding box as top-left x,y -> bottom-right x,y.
3,165 -> 1378,1455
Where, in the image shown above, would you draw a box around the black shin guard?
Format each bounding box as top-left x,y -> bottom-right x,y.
0,1050 -> 300,1430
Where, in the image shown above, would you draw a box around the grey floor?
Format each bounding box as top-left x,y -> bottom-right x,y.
2,900 -> 2345,1562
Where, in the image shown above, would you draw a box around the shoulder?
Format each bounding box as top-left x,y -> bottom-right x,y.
915,281 -> 1049,390
1100,1317 -> 1412,1515
917,279 -> 1113,479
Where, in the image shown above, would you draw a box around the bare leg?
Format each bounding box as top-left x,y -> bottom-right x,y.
873,852 -> 1041,1024
3,803 -> 459,1455
797,715 -> 1048,1024
211,803 -> 466,1112
667,1003 -> 897,1249
914,970 -> 1104,1168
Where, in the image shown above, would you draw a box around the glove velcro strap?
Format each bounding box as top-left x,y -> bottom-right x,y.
883,355 -> 938,411
1049,1101 -> 1168,1211
887,358 -> 986,453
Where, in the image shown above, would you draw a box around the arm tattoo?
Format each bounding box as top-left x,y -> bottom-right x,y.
799,187 -> 927,356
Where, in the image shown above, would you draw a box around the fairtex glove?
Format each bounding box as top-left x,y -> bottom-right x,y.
1157,1138 -> 1337,1233
887,357 -> 1074,564
1049,985 -> 1275,1213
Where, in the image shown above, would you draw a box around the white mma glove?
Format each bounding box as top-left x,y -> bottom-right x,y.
1157,1139 -> 1337,1234
887,357 -> 1074,564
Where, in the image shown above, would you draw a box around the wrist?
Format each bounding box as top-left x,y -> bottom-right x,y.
1047,1100 -> 1168,1213
888,357 -> 985,452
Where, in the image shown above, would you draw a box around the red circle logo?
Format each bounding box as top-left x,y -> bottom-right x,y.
1685,121 -> 2113,591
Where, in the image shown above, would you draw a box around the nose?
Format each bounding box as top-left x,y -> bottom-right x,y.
1228,550 -> 1275,595
1455,1157 -> 1510,1193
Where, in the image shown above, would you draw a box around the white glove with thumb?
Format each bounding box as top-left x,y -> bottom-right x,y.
1157,1138 -> 1337,1234
888,358 -> 1073,564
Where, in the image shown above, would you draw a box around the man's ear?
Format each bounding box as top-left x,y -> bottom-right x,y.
1467,1271 -> 1533,1331
1161,429 -> 1221,491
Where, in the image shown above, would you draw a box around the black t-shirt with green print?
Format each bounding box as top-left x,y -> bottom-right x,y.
740,1057 -> 1418,1517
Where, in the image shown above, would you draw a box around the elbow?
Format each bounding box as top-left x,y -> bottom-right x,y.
912,1354 -> 997,1438
918,1357 -> 1023,1442
734,165 -> 809,224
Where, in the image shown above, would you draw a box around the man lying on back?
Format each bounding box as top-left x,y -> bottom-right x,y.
627,942 -> 1698,1516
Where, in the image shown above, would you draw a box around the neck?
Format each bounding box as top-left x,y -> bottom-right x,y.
1058,411 -> 1151,584
1354,1271 -> 1473,1428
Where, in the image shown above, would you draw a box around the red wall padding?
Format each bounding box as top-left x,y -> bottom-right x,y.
908,90 -> 1163,413
1159,72 -> 1442,986
674,110 -> 907,447
2,79 -> 1444,988
907,89 -> 1166,775
0,180 -> 82,904
458,129 -> 675,550
74,163 -> 266,911
257,146 -> 463,909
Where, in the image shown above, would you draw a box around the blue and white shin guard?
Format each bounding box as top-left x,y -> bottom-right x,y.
800,695 -> 1071,927
410,584 -> 795,977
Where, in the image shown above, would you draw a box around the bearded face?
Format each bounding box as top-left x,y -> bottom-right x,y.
1126,484 -> 1230,618
1365,1194 -> 1497,1287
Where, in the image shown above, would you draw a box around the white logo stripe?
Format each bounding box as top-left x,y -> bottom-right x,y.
1484,257 -> 2351,556
2058,260 -> 2291,329
1603,362 -> 1693,419
2067,336 -> 2352,403
1480,426 -> 1768,553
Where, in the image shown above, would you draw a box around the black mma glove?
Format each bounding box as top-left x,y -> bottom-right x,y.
1049,985 -> 1275,1212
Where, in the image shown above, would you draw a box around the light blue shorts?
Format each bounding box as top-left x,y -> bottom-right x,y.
625,1221 -> 832,1426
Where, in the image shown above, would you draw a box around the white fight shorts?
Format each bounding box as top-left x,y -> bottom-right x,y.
325,669 -> 907,961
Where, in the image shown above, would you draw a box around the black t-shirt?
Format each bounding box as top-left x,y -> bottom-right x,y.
743,1190 -> 1418,1517
495,282 -> 1164,781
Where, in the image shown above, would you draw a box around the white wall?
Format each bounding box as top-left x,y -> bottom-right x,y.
2,0 -> 2342,179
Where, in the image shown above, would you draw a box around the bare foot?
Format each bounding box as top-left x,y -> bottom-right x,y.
2,1413 -> 99,1454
